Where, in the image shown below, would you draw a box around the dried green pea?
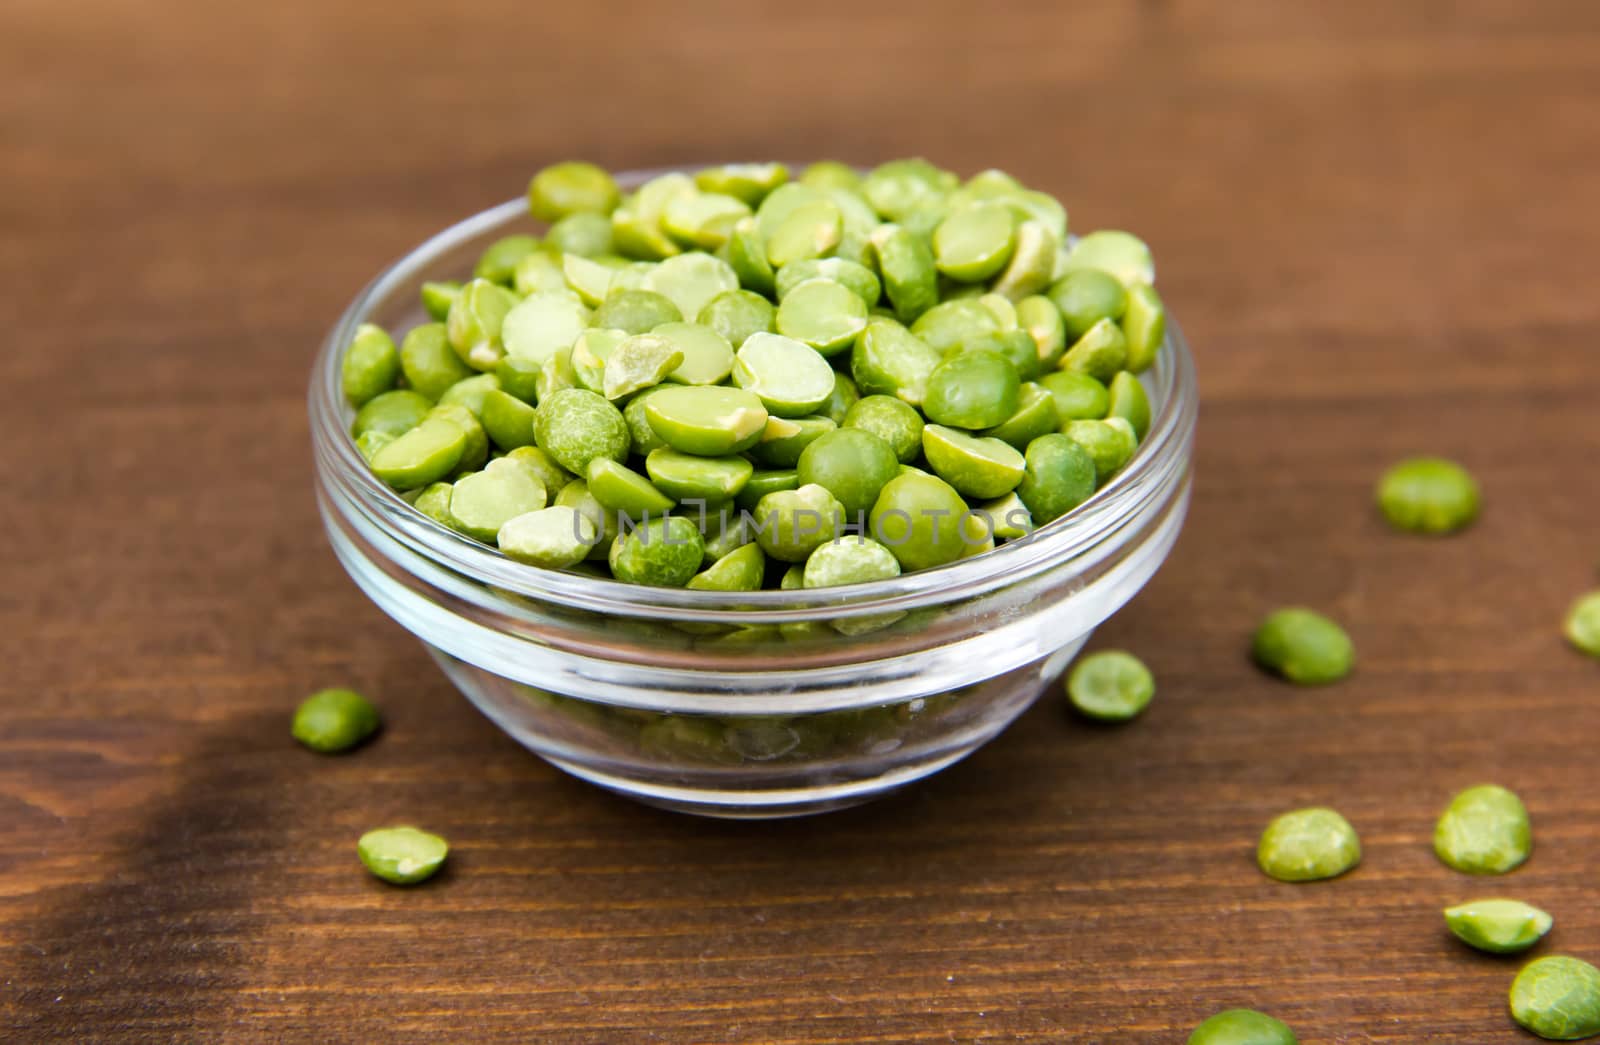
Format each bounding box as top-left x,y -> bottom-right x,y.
341,323 -> 401,406
357,826 -> 448,886
1435,784 -> 1532,875
1443,899 -> 1552,954
292,687 -> 381,753
1257,807 -> 1361,882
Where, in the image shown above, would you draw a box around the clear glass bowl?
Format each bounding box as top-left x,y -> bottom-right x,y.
309,170 -> 1199,818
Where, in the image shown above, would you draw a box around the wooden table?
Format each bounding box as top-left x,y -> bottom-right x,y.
6,2 -> 1599,1041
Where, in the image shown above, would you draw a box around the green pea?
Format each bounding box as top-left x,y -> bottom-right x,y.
911,297 -> 1007,356
989,220 -> 1059,301
1059,317 -> 1130,382
736,468 -> 799,511
843,395 -> 925,463
719,217 -> 776,295
341,323 -> 401,407
586,457 -> 675,519
775,257 -> 881,308
645,448 -> 752,503
1049,268 -> 1128,340
503,446 -> 574,498
696,290 -> 774,351
752,483 -> 844,562
803,537 -> 901,588
533,388 -> 630,475
869,224 -> 939,323
775,278 -> 869,356
568,327 -> 627,395
428,402 -> 489,474
869,471 -> 969,571
498,505 -> 599,569
1251,608 -> 1354,685
528,161 -> 621,222
554,480 -> 619,560
765,198 -> 843,267
622,385 -> 672,456
609,516 -> 705,586
644,385 -> 769,456
1016,295 -> 1068,370
602,333 -> 683,400
1107,371 -> 1152,440
357,825 -> 449,886
797,428 -> 901,518
733,332 -> 837,417
662,192 -> 752,250
560,253 -> 616,306
400,323 -> 475,401
1015,433 -> 1097,524
798,161 -> 860,191
850,317 -> 943,406
1061,417 -> 1138,483
922,350 -> 1020,429
353,389 -> 433,440
473,234 -> 541,285
1064,650 -> 1156,722
1038,370 -> 1110,421
1435,784 -> 1532,875
1122,283 -> 1167,373
643,252 -> 740,322
1375,457 -> 1480,535
543,214 -> 611,259
694,162 -> 789,207
687,542 -> 766,592
292,687 -> 381,753
501,290 -> 592,365
696,507 -> 752,562
861,158 -> 957,222
447,457 -> 548,542
932,202 -> 1017,283
1186,1009 -> 1298,1045
480,388 -> 538,451
369,416 -> 467,490
533,347 -> 578,403
492,354 -> 542,403
921,425 -> 1025,499
1565,591 -> 1600,658
352,429 -> 402,465
592,287 -> 682,335
972,491 -> 1033,541
420,280 -> 462,322
445,278 -> 519,370
979,382 -> 1061,450
822,373 -> 860,429
779,563 -> 807,590
412,481 -> 455,526
1257,807 -> 1362,882
746,414 -> 836,469
514,250 -> 569,296
435,372 -> 501,417
638,714 -> 739,765
1062,229 -> 1155,288
1444,899 -> 1553,954
1511,957 -> 1600,1041
949,328 -> 1041,383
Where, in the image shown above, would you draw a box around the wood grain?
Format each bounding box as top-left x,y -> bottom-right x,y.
4,1 -> 1599,1041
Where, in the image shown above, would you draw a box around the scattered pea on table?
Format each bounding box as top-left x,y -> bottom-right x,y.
1186,1009 -> 1299,1045
1257,807 -> 1362,882
1435,784 -> 1532,874
291,688 -> 381,753
1376,456 -> 1481,535
1510,956 -> 1600,1041
1250,608 -> 1354,685
1443,899 -> 1553,954
1065,650 -> 1156,722
357,826 -> 450,886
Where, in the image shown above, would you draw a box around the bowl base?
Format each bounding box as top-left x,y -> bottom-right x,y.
542,747 -> 975,819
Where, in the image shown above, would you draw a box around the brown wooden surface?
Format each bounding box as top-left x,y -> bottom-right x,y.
5,2 -> 1600,1041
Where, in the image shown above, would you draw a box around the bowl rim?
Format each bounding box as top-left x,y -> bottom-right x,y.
309,172 -> 1198,619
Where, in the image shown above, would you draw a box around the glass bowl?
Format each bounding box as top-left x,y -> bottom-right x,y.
309,169 -> 1199,818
